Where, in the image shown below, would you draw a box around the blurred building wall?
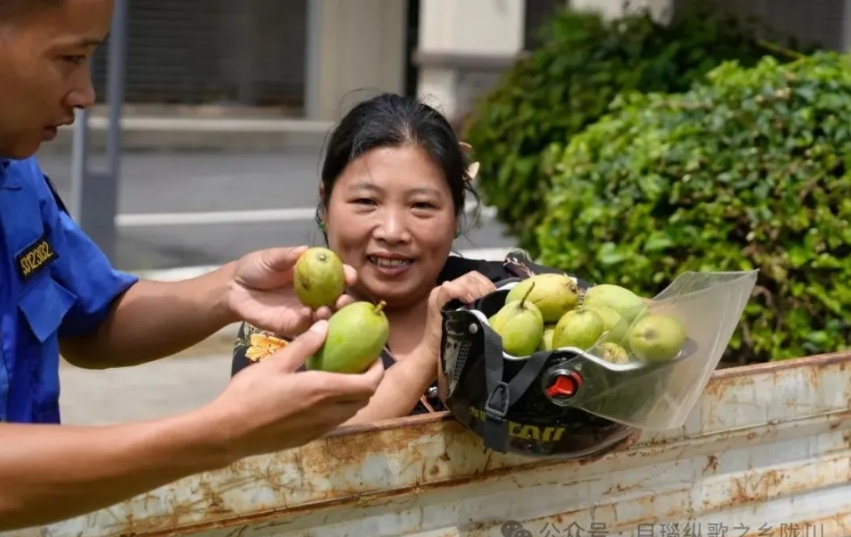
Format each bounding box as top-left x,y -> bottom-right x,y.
671,0 -> 846,50
414,0 -> 566,125
569,0 -> 845,50
90,0 -> 308,110
87,0 -> 848,124
307,0 -> 408,121
84,0 -> 581,122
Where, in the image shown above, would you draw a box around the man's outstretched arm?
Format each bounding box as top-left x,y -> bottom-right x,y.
0,408 -> 231,530
59,262 -> 239,369
59,245 -> 359,370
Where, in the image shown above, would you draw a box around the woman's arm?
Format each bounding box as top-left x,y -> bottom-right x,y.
342,345 -> 436,425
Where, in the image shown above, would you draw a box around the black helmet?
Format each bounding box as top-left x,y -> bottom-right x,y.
437,250 -> 758,460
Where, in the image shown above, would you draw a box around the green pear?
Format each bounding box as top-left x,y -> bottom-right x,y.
594,342 -> 631,364
505,273 -> 581,323
552,307 -> 605,351
627,313 -> 687,363
306,300 -> 389,374
539,324 -> 557,351
582,284 -> 647,325
294,247 -> 346,310
490,282 -> 544,357
585,303 -> 629,345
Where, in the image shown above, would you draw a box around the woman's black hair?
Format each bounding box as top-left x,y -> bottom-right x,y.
315,93 -> 480,238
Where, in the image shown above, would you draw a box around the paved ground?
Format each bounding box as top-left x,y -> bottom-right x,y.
59,353 -> 233,425
37,149 -> 514,272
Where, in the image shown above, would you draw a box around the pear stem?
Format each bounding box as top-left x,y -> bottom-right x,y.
374,300 -> 387,314
520,281 -> 536,308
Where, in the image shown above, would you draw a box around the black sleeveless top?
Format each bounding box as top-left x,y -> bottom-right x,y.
230,252 -> 573,416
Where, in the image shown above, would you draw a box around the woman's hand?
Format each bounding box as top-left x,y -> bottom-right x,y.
422,271 -> 497,363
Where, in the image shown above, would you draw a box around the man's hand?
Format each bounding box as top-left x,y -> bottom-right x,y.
0,319 -> 384,530
226,246 -> 358,338
205,319 -> 385,458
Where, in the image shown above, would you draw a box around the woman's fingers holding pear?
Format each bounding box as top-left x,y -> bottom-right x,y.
333,292 -> 357,311
312,292 -> 356,319
343,265 -> 358,287
313,305 -> 334,320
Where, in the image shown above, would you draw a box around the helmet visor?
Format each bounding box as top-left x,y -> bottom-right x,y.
531,270 -> 758,430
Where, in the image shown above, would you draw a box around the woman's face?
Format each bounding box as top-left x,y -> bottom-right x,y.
323,144 -> 458,310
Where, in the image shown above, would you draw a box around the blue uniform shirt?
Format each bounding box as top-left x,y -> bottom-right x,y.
0,157 -> 138,424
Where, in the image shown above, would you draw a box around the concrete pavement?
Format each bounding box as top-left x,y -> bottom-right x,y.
59,353 -> 232,425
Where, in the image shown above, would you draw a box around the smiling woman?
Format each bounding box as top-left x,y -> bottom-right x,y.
231,93 -> 530,424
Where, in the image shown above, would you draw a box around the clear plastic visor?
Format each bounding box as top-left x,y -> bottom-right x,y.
484,270 -> 758,431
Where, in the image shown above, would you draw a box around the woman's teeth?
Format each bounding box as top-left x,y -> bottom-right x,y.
368,256 -> 412,268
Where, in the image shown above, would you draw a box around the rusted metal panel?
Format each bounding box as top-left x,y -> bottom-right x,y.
5,352 -> 851,537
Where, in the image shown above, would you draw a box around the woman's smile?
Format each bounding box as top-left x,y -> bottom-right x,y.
366,252 -> 415,276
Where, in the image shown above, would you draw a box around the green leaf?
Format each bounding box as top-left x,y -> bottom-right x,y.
463,3 -> 805,255
535,51 -> 851,365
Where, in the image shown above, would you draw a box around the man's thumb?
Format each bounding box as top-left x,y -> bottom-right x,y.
271,319 -> 328,372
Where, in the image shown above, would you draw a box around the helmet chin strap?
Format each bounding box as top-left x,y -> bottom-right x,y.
480,325 -> 554,452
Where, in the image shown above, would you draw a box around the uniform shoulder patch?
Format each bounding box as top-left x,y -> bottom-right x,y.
16,232 -> 59,282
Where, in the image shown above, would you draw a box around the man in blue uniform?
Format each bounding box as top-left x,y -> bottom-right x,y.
0,0 -> 384,530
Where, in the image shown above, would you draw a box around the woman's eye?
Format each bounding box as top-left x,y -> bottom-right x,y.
353,198 -> 375,206
412,202 -> 435,210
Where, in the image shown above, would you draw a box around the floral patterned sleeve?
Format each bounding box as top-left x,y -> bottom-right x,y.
231,321 -> 293,377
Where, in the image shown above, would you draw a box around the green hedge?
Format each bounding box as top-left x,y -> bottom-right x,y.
463,5 -> 802,253
535,52 -> 851,364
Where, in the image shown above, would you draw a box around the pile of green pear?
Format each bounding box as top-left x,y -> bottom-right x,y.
488,274 -> 688,365
293,247 -> 390,374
